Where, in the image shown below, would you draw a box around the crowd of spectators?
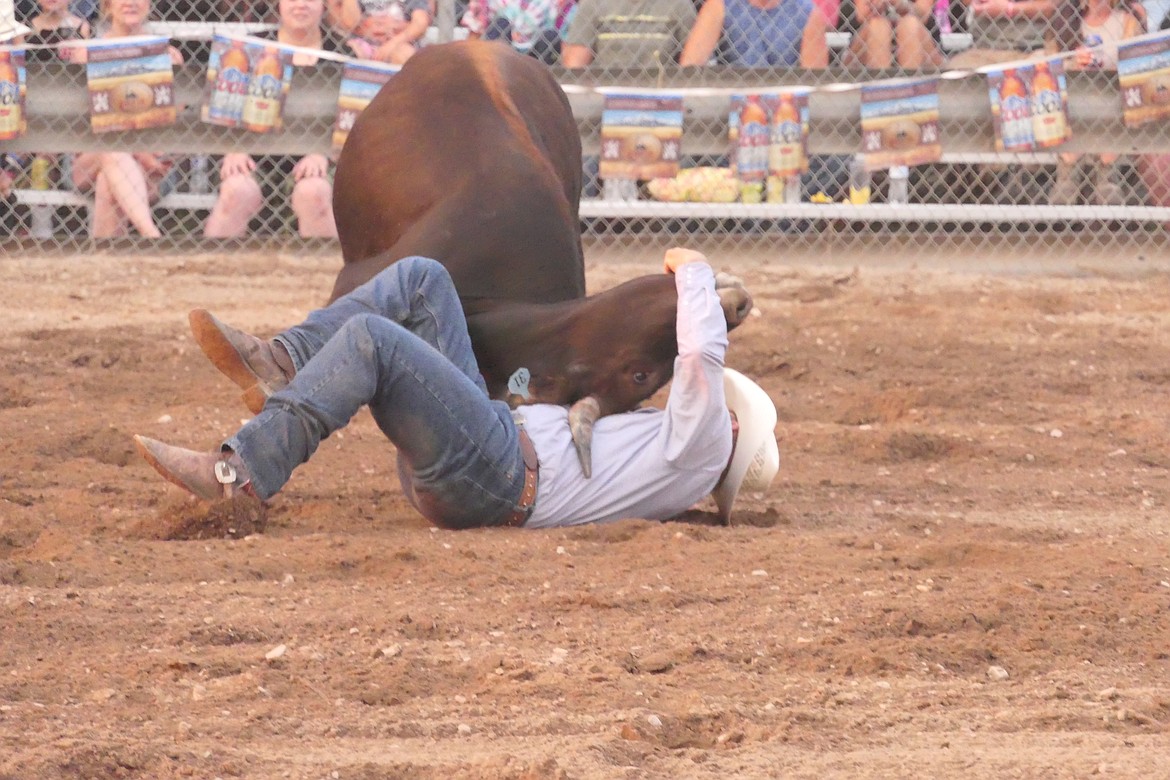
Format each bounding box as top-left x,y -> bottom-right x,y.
4,0 -> 1170,238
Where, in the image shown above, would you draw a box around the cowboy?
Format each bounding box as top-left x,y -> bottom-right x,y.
134,249 -> 779,528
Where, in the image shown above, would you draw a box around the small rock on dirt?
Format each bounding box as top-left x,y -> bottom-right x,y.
987,665 -> 1009,681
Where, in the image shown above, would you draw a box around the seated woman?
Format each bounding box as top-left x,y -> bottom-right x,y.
67,0 -> 182,239
204,0 -> 344,239
1052,0 -> 1142,204
845,0 -> 943,69
680,0 -> 830,68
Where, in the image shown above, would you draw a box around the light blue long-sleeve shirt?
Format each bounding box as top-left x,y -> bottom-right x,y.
522,262 -> 733,527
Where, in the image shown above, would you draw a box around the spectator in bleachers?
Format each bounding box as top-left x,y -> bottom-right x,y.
15,0 -> 93,236
26,0 -> 90,44
1,154 -> 24,236
947,0 -> 1058,68
204,0 -> 341,238
460,0 -> 564,64
561,0 -> 699,68
68,0 -> 183,238
844,0 -> 943,68
556,0 -> 579,36
679,0 -> 830,67
1137,9 -> 1170,217
679,0 -> 851,202
1050,0 -> 1141,203
562,0 -> 700,197
331,0 -> 430,63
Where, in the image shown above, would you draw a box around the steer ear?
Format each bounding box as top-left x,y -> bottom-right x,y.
567,396 -> 601,479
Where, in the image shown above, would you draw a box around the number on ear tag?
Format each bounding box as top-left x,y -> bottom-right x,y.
507,367 -> 531,400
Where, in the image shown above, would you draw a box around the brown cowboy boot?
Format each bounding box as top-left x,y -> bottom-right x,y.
134,436 -> 255,501
189,309 -> 295,414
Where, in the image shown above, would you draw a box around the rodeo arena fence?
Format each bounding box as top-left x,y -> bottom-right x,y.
4,0 -> 1170,262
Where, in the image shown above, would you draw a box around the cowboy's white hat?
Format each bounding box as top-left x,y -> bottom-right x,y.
713,368 -> 780,524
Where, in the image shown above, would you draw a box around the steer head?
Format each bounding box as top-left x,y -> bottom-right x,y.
466,272 -> 753,477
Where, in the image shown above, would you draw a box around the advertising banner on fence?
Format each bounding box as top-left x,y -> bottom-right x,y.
599,93 -> 683,181
859,78 -> 941,170
85,35 -> 175,133
987,59 -> 1071,153
734,94 -> 770,202
0,46 -> 26,141
333,60 -> 398,151
241,40 -> 292,133
767,90 -> 810,179
988,65 -> 1035,152
1118,31 -> 1170,129
202,36 -> 293,133
1030,57 -> 1071,149
202,35 -> 251,127
730,91 -> 811,202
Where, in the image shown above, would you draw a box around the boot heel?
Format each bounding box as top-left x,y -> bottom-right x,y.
242,384 -> 272,415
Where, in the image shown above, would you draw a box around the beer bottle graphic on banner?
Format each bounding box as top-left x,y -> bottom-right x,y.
1031,61 -> 1068,148
766,93 -> 803,204
999,68 -> 1034,151
768,93 -> 804,177
242,46 -> 283,132
0,50 -> 22,140
209,39 -> 251,125
737,95 -> 769,203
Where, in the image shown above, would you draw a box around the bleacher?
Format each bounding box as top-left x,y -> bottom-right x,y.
9,19 -> 1170,237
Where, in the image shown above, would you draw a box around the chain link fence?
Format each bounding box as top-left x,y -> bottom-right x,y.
4,0 -> 1170,263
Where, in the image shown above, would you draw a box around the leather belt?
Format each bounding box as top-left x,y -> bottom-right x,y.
503,428 -> 539,528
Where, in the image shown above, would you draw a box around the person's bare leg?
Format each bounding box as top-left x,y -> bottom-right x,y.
205,173 -> 263,237
850,18 -> 894,68
91,170 -> 128,238
291,176 -> 338,238
1051,152 -> 1082,205
71,152 -> 100,191
98,152 -> 160,237
894,15 -> 943,68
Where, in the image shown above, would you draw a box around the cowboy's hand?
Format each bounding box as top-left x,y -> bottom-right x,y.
663,247 -> 708,274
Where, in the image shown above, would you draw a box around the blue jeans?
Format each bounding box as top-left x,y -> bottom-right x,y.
224,257 -> 529,529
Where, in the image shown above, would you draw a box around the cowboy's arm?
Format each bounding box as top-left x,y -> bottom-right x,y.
660,252 -> 732,467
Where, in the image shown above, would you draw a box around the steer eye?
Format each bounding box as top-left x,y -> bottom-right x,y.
633,371 -> 649,384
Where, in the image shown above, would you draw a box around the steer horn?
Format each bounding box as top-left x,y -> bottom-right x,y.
567,395 -> 601,478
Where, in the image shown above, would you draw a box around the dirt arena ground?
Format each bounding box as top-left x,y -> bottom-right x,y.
1,239 -> 1168,778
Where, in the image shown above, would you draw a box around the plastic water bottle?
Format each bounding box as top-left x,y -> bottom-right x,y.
933,0 -> 952,35
785,174 -> 801,204
189,155 -> 211,194
848,154 -> 871,205
888,165 -> 910,205
1084,33 -> 1104,69
603,178 -> 638,201
29,156 -> 54,240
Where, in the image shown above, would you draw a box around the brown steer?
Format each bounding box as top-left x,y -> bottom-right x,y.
331,41 -> 751,474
